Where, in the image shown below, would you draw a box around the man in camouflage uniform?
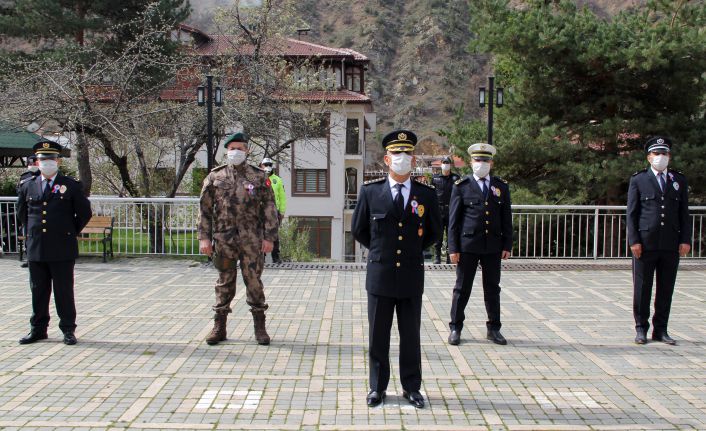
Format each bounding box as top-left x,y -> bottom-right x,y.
198,132 -> 279,346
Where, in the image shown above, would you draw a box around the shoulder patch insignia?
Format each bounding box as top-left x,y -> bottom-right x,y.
632,168 -> 647,177
414,179 -> 435,189
454,177 -> 469,185
364,177 -> 386,185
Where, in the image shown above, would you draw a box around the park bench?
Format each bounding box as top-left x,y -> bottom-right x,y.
19,215 -> 115,263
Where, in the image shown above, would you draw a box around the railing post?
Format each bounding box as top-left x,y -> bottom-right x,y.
593,208 -> 599,260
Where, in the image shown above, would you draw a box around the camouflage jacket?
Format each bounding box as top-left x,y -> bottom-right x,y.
198,163 -> 279,257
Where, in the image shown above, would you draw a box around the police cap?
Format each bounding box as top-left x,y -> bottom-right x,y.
33,140 -> 62,159
467,143 -> 497,160
382,129 -> 417,152
645,136 -> 672,154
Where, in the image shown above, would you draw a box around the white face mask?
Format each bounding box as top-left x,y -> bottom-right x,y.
28,165 -> 39,173
388,153 -> 412,175
226,149 -> 247,166
263,166 -> 273,173
472,161 -> 491,178
650,154 -> 669,172
441,163 -> 451,173
38,160 -> 58,176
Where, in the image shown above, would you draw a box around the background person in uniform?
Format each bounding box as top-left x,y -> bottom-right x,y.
198,132 -> 279,346
16,140 -> 92,345
17,155 -> 39,268
432,155 -> 460,264
260,157 -> 286,264
627,136 -> 691,346
352,129 -> 441,409
447,143 -> 512,346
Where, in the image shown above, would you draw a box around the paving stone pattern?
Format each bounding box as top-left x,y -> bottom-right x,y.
0,257 -> 704,430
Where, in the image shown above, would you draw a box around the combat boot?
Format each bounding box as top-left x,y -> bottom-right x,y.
205,313 -> 227,345
251,310 -> 271,345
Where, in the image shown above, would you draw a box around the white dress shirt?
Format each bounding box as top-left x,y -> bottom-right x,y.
388,176 -> 412,208
40,173 -> 58,193
650,166 -> 668,192
473,173 -> 489,194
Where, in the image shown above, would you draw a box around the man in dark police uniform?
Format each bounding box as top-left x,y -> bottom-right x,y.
352,129 -> 441,409
431,156 -> 460,264
16,140 -> 92,345
447,143 -> 513,346
627,136 -> 691,345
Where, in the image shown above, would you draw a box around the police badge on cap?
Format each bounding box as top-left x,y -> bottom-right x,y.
645,136 -> 672,154
382,129 -> 417,152
32,140 -> 63,158
467,143 -> 497,160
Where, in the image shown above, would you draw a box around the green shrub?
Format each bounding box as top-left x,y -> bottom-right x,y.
278,219 -> 314,262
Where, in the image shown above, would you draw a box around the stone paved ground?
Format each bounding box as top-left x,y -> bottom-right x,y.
0,257 -> 704,431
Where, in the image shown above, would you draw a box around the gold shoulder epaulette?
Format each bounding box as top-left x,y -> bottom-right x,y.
364,177 -> 386,185
495,176 -> 508,184
454,177 -> 469,185
414,179 -> 435,189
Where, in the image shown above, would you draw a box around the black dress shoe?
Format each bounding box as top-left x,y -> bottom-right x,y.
635,329 -> 647,345
63,332 -> 77,345
448,329 -> 461,345
20,261 -> 29,268
487,329 -> 507,345
652,331 -> 676,345
19,331 -> 48,345
402,390 -> 425,408
366,390 -> 385,407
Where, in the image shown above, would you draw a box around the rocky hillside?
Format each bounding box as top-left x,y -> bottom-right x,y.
189,0 -> 643,157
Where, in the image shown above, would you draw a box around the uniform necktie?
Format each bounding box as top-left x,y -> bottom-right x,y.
658,173 -> 666,192
394,183 -> 405,217
42,179 -> 52,198
480,178 -> 488,199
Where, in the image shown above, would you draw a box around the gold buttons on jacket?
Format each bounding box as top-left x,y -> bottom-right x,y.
42,220 -> 46,224
396,262 -> 401,267
660,222 -> 664,226
486,211 -> 490,215
42,228 -> 46,232
398,235 -> 403,241
485,229 -> 489,233
398,222 -> 403,227
43,202 -> 47,206
42,211 -> 46,215
485,221 -> 490,225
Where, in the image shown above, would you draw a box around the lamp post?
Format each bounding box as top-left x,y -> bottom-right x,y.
478,76 -> 504,147
197,75 -> 223,171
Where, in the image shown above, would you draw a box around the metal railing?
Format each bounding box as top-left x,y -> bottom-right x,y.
1,197 -> 704,259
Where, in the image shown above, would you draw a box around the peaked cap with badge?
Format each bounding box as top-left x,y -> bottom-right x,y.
382,129 -> 417,152
467,143 -> 497,160
33,140 -> 63,159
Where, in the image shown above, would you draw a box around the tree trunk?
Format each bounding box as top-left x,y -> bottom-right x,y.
75,132 -> 92,196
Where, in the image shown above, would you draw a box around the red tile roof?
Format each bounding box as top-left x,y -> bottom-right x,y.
191,34 -> 369,61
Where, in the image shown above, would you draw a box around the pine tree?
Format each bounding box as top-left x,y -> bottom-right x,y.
452,0 -> 706,204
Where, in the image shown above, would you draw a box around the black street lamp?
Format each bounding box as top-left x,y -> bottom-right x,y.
478,76 -> 504,147
197,75 -> 224,171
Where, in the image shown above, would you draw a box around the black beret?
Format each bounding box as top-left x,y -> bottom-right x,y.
644,136 -> 672,153
382,129 -> 417,152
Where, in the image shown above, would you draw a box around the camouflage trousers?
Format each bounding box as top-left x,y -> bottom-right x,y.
212,246 -> 268,315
